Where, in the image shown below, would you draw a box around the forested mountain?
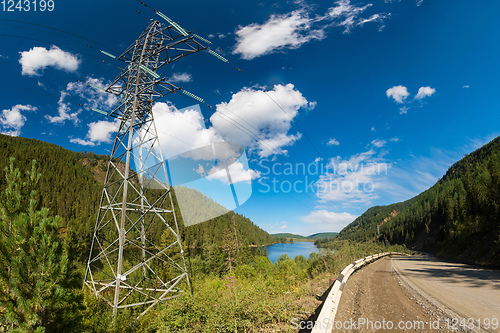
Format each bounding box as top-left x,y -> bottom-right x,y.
272,233 -> 310,239
309,232 -> 338,239
0,134 -> 274,252
338,136 -> 500,266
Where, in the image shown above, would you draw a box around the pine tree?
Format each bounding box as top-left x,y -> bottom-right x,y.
0,158 -> 82,332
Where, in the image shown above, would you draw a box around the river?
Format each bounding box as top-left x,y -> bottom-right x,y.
265,241 -> 320,263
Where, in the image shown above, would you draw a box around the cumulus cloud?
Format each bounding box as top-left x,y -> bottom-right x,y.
414,86 -> 436,100
233,0 -> 389,60
152,102 -> 260,185
0,104 -> 36,136
19,46 -> 80,76
86,119 -> 120,143
69,119 -> 121,146
168,72 -> 192,83
386,85 -> 409,103
327,138 -> 340,146
301,210 -> 358,233
153,102 -> 222,159
211,84 -> 312,157
234,11 -> 321,60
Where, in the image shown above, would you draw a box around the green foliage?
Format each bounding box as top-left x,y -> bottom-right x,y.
0,134 -> 274,258
308,232 -> 339,239
0,158 -> 82,332
147,240 -> 408,332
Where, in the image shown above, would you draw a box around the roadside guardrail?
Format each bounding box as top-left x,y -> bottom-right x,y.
311,252 -> 406,333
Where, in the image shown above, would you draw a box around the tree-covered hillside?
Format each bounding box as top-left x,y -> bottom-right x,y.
0,134 -> 274,252
338,136 -> 500,266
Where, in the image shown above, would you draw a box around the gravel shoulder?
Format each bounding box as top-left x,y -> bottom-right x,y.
334,256 -> 458,332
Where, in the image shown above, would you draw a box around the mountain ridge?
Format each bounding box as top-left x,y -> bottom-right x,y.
0,134 -> 274,250
338,136 -> 500,266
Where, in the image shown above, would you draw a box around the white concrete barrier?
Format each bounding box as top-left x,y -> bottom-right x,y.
310,252 -> 406,333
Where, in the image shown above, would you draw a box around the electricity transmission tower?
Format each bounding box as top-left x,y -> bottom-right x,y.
84,19 -> 213,317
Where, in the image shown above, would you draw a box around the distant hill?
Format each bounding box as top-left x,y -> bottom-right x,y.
272,233 -> 310,239
0,134 -> 274,251
308,232 -> 338,239
338,136 -> 500,266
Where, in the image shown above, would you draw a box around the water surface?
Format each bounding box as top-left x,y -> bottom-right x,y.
265,241 -> 320,263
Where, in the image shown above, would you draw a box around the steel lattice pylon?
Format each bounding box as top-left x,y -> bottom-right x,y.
84,20 -> 208,317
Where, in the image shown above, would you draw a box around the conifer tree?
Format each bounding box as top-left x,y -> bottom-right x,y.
0,158 -> 82,332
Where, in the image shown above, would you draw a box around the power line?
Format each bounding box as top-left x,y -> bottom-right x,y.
0,19 -> 119,53
0,34 -> 122,70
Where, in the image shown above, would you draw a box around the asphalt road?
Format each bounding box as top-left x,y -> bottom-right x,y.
391,255 -> 500,332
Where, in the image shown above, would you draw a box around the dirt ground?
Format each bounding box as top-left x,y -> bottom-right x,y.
334,256 -> 456,332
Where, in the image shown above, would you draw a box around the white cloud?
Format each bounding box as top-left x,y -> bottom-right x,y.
416,0 -> 424,6
390,137 -> 399,142
371,139 -> 386,148
211,84 -> 311,158
327,138 -> 340,146
0,104 -> 36,137
328,0 -> 388,34
70,138 -> 95,146
46,92 -> 80,125
153,102 -> 222,159
47,78 -> 117,125
71,117 -> 120,146
169,72 -> 192,83
206,161 -> 260,184
386,85 -> 409,103
315,149 -> 390,205
301,210 -> 358,233
463,85 -> 470,89
233,11 -> 321,60
87,119 -> 120,143
67,78 -> 118,109
414,86 -> 436,100
371,127 -> 376,132
399,106 -> 409,114
19,45 -> 80,76
151,102 -> 260,185
233,0 -> 388,59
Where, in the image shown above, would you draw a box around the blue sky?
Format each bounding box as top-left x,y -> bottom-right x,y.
1,0 -> 499,235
